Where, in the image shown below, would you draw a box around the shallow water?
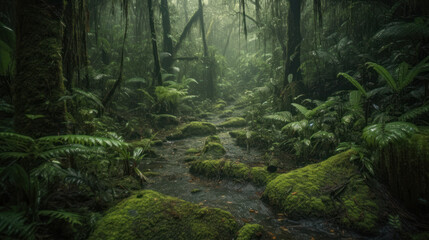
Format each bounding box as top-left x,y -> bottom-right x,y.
141,109 -> 374,239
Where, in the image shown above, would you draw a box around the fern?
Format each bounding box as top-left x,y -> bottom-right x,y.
310,131 -> 335,140
282,119 -> 309,133
263,111 -> 292,123
291,103 -> 309,115
39,135 -> 126,148
337,72 -> 368,97
362,122 -> 418,148
399,104 -> 429,121
72,88 -> 104,109
0,210 -> 36,240
39,210 -> 82,225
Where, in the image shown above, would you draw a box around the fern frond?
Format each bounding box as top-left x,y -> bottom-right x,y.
0,151 -> 30,160
399,104 -> 429,121
349,90 -> 362,106
337,72 -> 368,97
401,56 -> 429,90
125,77 -> 146,84
72,88 -> 104,109
263,111 -> 292,123
310,131 -> 335,141
39,210 -> 82,225
366,62 -> 397,92
0,132 -> 35,145
38,145 -> 104,160
38,135 -> 126,148
291,103 -> 309,115
0,210 -> 36,239
30,162 -> 66,182
362,122 -> 418,148
373,19 -> 429,42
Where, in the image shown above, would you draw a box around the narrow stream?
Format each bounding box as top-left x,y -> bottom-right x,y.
141,109 -> 371,240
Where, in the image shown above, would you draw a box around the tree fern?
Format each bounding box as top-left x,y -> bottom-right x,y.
362,122 -> 418,148
399,104 -> 429,121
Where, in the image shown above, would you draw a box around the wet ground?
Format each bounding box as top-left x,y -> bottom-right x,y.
141,107 -> 373,239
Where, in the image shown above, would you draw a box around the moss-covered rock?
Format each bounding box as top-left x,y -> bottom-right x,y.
167,122 -> 217,140
213,99 -> 227,111
190,159 -> 278,185
219,117 -> 247,128
202,135 -> 226,158
236,224 -> 264,240
153,114 -> 179,127
185,148 -> 201,155
263,150 -> 379,233
220,110 -> 233,118
89,190 -> 238,240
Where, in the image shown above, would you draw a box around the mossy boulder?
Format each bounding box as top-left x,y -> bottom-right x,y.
220,110 -> 233,118
263,150 -> 379,233
202,135 -> 226,158
168,122 -> 217,140
236,224 -> 264,240
153,114 -> 179,127
190,159 -> 278,185
219,117 -> 247,128
213,99 -> 227,111
89,190 -> 238,240
185,148 -> 200,155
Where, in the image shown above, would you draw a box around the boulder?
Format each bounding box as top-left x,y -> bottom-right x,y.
89,190 -> 238,240
263,150 -> 380,232
219,117 -> 247,128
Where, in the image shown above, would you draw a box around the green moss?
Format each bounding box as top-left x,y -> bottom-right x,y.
236,224 -> 264,240
142,172 -> 161,177
114,176 -> 141,191
213,99 -> 227,111
190,160 -> 278,186
89,190 -> 238,240
130,138 -> 151,148
219,117 -> 247,128
220,110 -> 233,118
263,150 -> 379,233
185,148 -> 201,155
167,122 -> 217,140
229,130 -> 246,138
191,189 -> 202,194
201,135 -> 226,158
153,114 -> 179,127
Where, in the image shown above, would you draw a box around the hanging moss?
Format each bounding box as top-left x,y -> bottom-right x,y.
89,190 -> 238,240
263,150 -> 380,233
189,159 -> 278,185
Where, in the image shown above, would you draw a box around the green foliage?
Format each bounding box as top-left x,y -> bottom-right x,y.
337,72 -> 368,97
362,122 -> 418,148
366,56 -> 429,93
263,111 -> 292,123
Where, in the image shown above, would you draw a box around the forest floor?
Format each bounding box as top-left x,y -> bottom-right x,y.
139,104 -> 373,240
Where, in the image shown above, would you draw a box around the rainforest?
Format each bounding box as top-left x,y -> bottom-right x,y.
0,0 -> 429,239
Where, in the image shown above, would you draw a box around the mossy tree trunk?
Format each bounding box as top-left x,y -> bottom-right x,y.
14,0 -> 67,138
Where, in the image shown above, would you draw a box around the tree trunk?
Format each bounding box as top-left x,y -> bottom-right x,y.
198,0 -> 214,99
148,0 -> 163,86
14,0 -> 67,138
283,0 -> 302,87
160,0 -> 174,72
102,1 -> 128,107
